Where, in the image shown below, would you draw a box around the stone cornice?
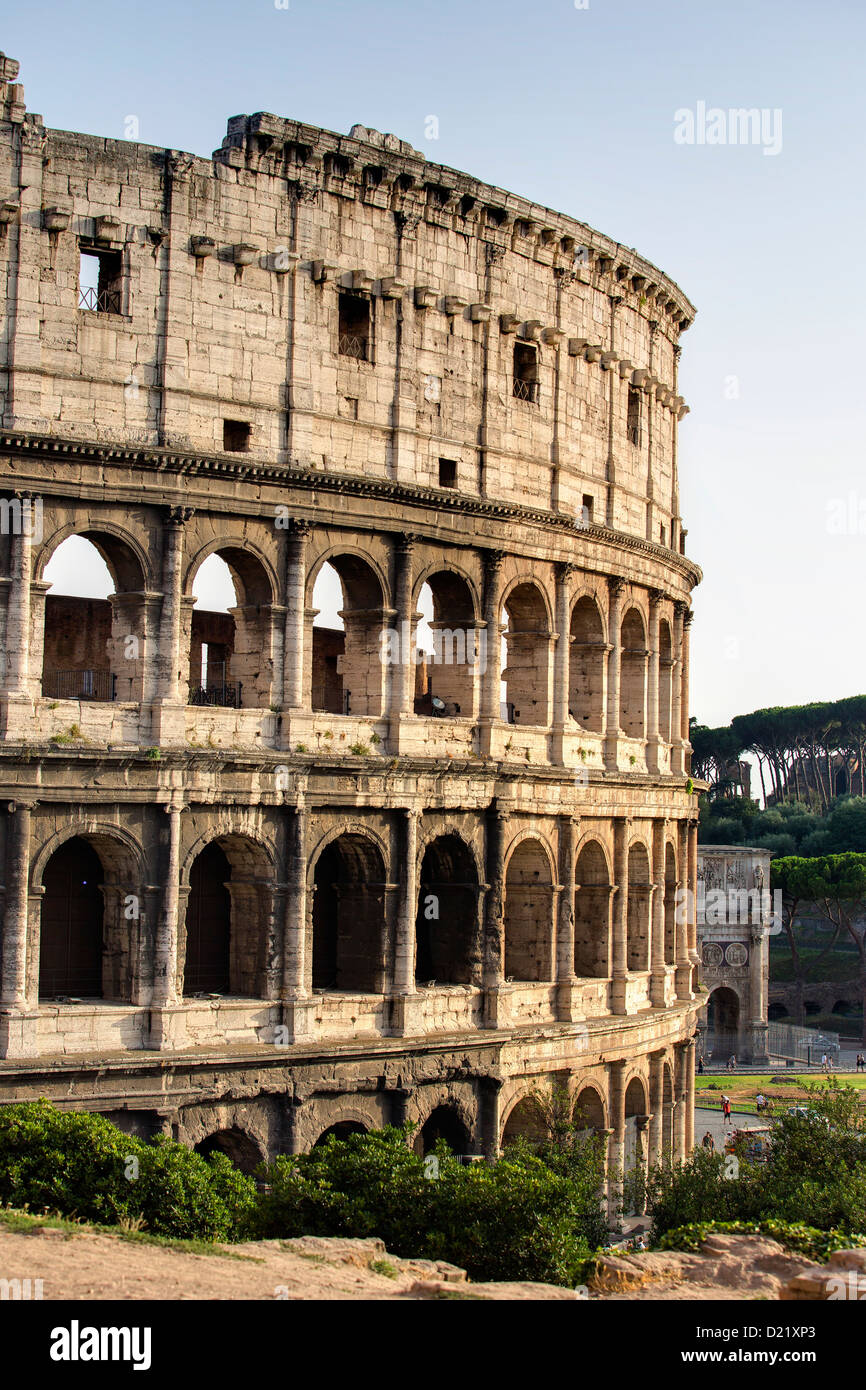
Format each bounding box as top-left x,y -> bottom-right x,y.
0,431 -> 702,587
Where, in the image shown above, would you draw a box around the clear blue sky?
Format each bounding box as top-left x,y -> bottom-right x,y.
10,0 -> 865,727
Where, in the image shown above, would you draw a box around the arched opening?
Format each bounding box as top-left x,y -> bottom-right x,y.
413,1105 -> 470,1157
574,840 -> 612,978
189,548 -> 274,709
658,619 -> 673,741
663,842 -> 677,966
310,555 -> 386,716
182,836 -> 274,998
501,583 -> 550,726
413,572 -> 479,718
767,1001 -> 789,1021
38,832 -> 142,1003
41,532 -> 147,703
415,835 -> 479,986
706,986 -> 740,1059
623,1076 -> 648,1215
627,843 -> 651,972
194,1127 -> 263,1175
504,838 -> 553,982
312,834 -> 387,993
314,1121 -> 368,1146
501,1095 -> 548,1147
39,838 -> 104,999
569,596 -> 606,732
619,608 -> 647,738
573,1085 -> 606,1133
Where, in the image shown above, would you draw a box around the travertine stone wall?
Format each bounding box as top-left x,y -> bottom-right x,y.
0,52 -> 701,1176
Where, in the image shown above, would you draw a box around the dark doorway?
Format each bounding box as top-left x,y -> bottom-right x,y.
194,1128 -> 262,1175
706,986 -> 740,1059
311,835 -> 386,992
39,837 -> 104,998
414,1106 -> 470,1157
314,1121 -> 368,1146
184,842 -> 231,994
415,835 -> 478,985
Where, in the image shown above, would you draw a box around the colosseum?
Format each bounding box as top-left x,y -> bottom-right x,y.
0,49 -> 701,1198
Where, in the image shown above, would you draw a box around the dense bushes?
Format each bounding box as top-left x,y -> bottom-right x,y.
255,1125 -> 604,1285
0,1102 -> 605,1285
0,1100 -> 257,1241
648,1085 -> 866,1244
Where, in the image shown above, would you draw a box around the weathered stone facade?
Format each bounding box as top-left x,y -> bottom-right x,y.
0,50 -> 701,1188
696,846 -> 771,1063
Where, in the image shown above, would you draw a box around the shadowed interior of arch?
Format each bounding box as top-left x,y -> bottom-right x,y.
415,834 -> 478,986
574,840 -> 612,978
310,555 -> 386,716
311,834 -> 387,992
38,833 -> 141,1002
503,838 -> 553,981
189,548 -> 273,710
501,582 -> 549,726
182,835 -> 273,998
413,1105 -> 470,1157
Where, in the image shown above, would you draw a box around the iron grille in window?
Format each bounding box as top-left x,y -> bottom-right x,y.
338,333 -> 368,360
42,669 -> 116,702
78,284 -> 122,314
513,377 -> 539,403
189,662 -> 242,708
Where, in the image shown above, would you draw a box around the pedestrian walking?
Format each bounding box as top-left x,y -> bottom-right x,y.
697,1054 -> 704,1075
821,1053 -> 828,1072
722,1094 -> 731,1126
702,1131 -> 714,1150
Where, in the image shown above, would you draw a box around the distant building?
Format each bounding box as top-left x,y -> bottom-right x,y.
696,846 -> 772,1063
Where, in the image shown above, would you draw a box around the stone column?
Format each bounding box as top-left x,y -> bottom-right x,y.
149,800 -> 186,1049
687,818 -> 700,969
670,602 -> 685,774
0,802 -> 34,1057
604,577 -> 624,765
281,802 -> 314,1042
4,500 -> 33,694
646,589 -> 663,772
551,562 -> 575,764
648,1049 -> 664,1170
479,1071 -> 505,1159
478,550 -> 503,755
282,520 -> 310,714
150,507 -> 190,744
482,799 -> 508,1027
674,1041 -> 692,1161
556,813 -> 578,1021
684,1038 -> 696,1152
388,534 -> 416,751
749,924 -> 769,1062
390,806 -> 422,1036
607,1058 -> 626,1223
650,818 -> 667,1006
610,816 -> 629,1015
680,608 -> 692,748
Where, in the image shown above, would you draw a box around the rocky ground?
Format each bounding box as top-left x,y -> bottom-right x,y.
2,1222 -> 857,1300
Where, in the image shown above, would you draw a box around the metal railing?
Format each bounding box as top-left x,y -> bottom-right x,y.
767,1021 -> 841,1064
188,681 -> 243,709
43,668 -> 116,702
513,378 -> 539,403
312,686 -> 350,714
338,333 -> 368,360
79,286 -> 122,314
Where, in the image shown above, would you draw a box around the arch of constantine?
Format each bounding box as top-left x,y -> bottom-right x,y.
0,51 -> 701,1192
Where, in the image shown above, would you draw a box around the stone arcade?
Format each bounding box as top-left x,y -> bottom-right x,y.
0,50 -> 701,1201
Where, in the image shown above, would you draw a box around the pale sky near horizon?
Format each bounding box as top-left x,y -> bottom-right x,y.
17,0 -> 866,729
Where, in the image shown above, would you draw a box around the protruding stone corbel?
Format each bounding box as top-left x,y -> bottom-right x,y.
94,215 -> 122,245
42,206 -> 70,232
567,337 -> 589,356
677,403 -> 690,420
499,312 -> 521,334
190,235 -> 216,259
444,295 -> 468,315
542,327 -> 564,346
414,285 -> 437,309
521,319 -> 543,341
583,344 -> 603,363
232,243 -> 259,267
617,359 -> 635,378
379,276 -> 407,299
600,350 -> 618,370
311,260 -> 338,282
470,302 -> 492,322
631,368 -> 649,388
0,198 -> 18,224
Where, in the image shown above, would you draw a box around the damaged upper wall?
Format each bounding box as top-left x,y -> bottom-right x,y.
0,51 -> 695,548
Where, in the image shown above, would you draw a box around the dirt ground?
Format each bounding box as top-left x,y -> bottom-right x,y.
0,1223 -> 830,1301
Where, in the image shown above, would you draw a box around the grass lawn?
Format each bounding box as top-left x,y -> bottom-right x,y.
695,1072 -> 866,1114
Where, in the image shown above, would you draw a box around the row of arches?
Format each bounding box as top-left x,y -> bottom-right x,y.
32,525 -> 682,732
31,821 -> 683,1003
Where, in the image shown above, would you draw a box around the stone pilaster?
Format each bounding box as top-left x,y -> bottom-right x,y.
281,802 -> 315,1042
482,800 -> 508,1027
0,800 -> 37,1058
604,577 -> 624,766
389,805 -> 423,1036
478,550 -> 503,755
551,561 -> 575,763
650,817 -> 668,1006
148,799 -> 187,1050
610,815 -> 630,1015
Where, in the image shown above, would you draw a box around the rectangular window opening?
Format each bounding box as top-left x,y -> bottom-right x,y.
438,458 -> 458,489
223,419 -> 251,452
660,523 -> 667,546
338,292 -> 370,360
513,341 -> 539,403
78,246 -> 123,314
627,387 -> 642,446
581,494 -> 594,525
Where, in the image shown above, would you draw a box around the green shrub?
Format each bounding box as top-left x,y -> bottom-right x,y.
0,1101 -> 257,1242
255,1125 -> 599,1286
